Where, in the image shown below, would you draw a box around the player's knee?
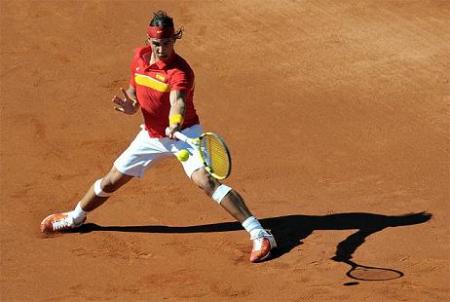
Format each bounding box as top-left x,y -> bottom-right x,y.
192,169 -> 217,195
197,177 -> 217,195
94,178 -> 113,197
95,170 -> 131,197
101,178 -> 119,193
191,169 -> 233,204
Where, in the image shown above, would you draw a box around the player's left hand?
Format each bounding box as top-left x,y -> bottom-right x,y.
112,88 -> 137,115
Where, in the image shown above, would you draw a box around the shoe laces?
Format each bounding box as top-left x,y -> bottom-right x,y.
53,215 -> 74,231
252,237 -> 266,250
251,229 -> 272,240
251,230 -> 272,250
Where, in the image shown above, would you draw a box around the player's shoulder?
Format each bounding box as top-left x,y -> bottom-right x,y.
132,45 -> 152,59
171,53 -> 194,75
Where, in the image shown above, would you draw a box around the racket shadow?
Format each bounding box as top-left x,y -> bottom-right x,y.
330,228 -> 406,283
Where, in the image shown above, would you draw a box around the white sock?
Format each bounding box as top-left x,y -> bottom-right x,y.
242,216 -> 265,239
69,202 -> 87,224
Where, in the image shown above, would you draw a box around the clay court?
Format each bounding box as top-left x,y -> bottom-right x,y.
1,0 -> 449,301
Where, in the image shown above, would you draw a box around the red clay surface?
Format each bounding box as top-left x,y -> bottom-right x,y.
1,1 -> 449,301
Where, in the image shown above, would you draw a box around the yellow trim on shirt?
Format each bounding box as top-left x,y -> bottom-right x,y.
134,73 -> 170,92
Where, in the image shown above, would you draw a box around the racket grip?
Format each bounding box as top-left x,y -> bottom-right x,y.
173,131 -> 194,145
166,128 -> 197,146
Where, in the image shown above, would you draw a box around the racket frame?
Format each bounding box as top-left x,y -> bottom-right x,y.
173,131 -> 232,180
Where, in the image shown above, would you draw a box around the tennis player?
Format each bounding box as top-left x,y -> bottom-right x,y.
40,11 -> 276,263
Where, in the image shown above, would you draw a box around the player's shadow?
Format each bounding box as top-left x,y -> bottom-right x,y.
74,211 -> 431,263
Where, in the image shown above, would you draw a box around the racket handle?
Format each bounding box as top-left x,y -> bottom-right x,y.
166,128 -> 197,146
173,131 -> 189,143
173,131 -> 199,147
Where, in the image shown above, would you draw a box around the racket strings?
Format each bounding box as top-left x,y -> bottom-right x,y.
201,135 -> 230,178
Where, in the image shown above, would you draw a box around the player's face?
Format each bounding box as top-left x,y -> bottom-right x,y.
149,37 -> 175,60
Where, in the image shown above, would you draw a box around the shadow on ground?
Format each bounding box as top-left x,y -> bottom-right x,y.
73,211 -> 431,269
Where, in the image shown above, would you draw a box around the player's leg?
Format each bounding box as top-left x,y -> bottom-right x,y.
79,167 -> 133,212
190,168 -> 277,263
40,167 -> 133,233
41,126 -> 163,233
191,168 -> 251,222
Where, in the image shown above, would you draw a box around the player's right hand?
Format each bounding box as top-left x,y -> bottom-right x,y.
112,88 -> 138,115
165,125 -> 180,139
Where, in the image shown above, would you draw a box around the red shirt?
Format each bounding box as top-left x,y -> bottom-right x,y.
129,46 -> 200,138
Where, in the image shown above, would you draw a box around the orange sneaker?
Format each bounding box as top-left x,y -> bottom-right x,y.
40,212 -> 85,233
249,230 -> 277,263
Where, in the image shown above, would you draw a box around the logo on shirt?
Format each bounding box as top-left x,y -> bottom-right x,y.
155,73 -> 166,82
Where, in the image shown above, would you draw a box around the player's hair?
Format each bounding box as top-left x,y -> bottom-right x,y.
149,10 -> 183,39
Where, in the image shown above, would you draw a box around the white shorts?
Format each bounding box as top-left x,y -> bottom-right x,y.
114,124 -> 204,178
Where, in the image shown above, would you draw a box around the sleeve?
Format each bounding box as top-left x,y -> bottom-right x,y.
169,68 -> 194,91
129,48 -> 140,88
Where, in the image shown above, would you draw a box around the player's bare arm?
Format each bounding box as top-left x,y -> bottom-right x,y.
166,89 -> 186,138
112,86 -> 139,115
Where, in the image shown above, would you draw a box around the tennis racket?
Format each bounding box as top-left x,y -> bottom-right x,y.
174,131 -> 232,180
